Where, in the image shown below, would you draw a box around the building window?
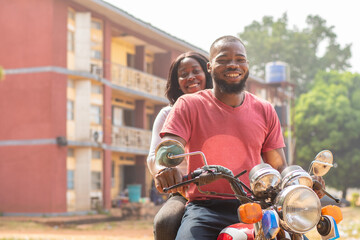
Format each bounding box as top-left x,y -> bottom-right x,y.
91,171 -> 102,190
127,53 -> 135,68
146,62 -> 153,74
91,20 -> 102,30
67,8 -> 75,53
92,150 -> 102,159
67,100 -> 74,120
112,106 -> 123,127
91,50 -> 102,60
67,148 -> 74,157
91,84 -> 102,94
68,9 -> 75,21
67,31 -> 75,52
67,170 -> 74,190
91,105 -> 102,124
67,79 -> 74,88
111,162 -> 115,188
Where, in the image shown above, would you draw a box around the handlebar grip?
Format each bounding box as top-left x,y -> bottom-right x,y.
182,168 -> 204,181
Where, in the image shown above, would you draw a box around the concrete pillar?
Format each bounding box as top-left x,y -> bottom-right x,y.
135,155 -> 146,196
135,46 -> 145,71
153,52 -> 172,79
75,148 -> 91,211
74,80 -> 91,141
75,12 -> 91,71
135,100 -> 146,128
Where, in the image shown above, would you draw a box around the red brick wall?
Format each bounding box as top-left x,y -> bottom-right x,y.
0,0 -> 68,213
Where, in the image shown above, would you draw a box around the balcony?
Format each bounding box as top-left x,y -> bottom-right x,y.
112,126 -> 151,152
111,63 -> 167,98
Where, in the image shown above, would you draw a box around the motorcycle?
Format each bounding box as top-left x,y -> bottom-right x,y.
155,140 -> 343,240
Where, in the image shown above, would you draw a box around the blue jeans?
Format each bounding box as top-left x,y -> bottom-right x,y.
174,199 -> 311,240
175,199 -> 241,240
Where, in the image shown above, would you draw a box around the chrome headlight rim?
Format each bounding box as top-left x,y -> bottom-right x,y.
281,165 -> 313,189
249,163 -> 281,198
275,185 -> 321,233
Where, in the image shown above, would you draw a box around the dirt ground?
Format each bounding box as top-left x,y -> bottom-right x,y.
0,215 -> 155,240
0,207 -> 358,240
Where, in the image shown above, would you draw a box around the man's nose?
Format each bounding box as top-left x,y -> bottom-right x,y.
227,60 -> 239,68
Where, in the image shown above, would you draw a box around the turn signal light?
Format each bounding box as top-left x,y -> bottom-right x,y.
321,205 -> 343,224
238,203 -> 263,224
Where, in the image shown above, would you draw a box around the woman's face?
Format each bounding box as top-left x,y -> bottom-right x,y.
177,57 -> 206,94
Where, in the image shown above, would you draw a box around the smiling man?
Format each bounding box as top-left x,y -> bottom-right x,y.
156,35 -> 287,239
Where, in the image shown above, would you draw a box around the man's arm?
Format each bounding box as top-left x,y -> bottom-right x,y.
261,148 -> 287,173
161,134 -> 186,147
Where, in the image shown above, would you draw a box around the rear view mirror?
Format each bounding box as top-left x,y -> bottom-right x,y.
309,150 -> 333,176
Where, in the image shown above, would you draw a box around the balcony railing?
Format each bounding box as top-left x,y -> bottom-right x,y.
112,126 -> 151,151
111,63 -> 167,98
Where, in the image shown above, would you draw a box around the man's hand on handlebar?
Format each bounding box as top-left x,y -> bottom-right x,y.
312,175 -> 326,199
154,167 -> 185,194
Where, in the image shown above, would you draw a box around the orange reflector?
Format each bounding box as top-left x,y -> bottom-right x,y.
238,203 -> 263,224
321,205 -> 343,224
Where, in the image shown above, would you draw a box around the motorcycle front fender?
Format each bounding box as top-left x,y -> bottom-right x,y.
217,223 -> 254,240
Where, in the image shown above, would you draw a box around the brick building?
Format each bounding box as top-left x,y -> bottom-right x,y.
0,0 -> 293,215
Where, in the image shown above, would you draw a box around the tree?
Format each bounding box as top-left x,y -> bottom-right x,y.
238,14 -> 352,95
294,71 -> 360,198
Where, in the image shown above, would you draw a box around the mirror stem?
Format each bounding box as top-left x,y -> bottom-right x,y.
313,181 -> 340,203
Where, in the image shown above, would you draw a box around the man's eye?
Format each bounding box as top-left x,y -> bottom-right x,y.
238,59 -> 247,63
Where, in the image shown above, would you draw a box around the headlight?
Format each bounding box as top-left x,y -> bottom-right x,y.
249,163 -> 281,198
281,165 -> 313,189
275,185 -> 321,233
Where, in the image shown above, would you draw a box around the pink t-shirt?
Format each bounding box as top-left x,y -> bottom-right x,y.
161,89 -> 285,201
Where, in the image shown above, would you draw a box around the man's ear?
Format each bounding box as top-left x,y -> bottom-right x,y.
207,62 -> 212,73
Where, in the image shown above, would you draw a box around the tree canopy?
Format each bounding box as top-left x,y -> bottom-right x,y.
238,14 -> 352,95
294,71 -> 360,197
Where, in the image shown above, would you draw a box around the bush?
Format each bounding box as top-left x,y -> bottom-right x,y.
351,192 -> 359,207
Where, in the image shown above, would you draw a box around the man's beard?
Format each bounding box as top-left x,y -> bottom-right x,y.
214,71 -> 249,94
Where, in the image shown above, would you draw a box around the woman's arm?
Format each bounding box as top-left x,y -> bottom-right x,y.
147,107 -> 171,176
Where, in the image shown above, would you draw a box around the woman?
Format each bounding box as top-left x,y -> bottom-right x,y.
147,51 -> 212,240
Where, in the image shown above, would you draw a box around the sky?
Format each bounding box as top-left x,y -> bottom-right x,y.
104,0 -> 359,74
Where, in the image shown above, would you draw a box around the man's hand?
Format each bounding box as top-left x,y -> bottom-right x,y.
154,167 -> 184,194
312,175 -> 326,199
155,144 -> 184,167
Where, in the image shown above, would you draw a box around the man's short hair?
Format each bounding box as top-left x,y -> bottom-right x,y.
209,35 -> 245,59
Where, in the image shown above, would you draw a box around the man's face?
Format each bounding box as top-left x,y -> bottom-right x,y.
208,40 -> 249,94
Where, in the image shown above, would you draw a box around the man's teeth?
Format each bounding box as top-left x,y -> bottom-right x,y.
226,73 -> 240,77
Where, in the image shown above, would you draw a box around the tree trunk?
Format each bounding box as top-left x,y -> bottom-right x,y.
342,187 -> 347,199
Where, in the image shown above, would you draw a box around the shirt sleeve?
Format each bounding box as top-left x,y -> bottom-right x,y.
146,107 -> 170,176
262,104 -> 285,152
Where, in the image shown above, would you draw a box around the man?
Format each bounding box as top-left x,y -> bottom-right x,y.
155,36 -> 310,239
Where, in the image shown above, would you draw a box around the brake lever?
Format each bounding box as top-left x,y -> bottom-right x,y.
163,178 -> 197,193
163,170 -> 221,193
